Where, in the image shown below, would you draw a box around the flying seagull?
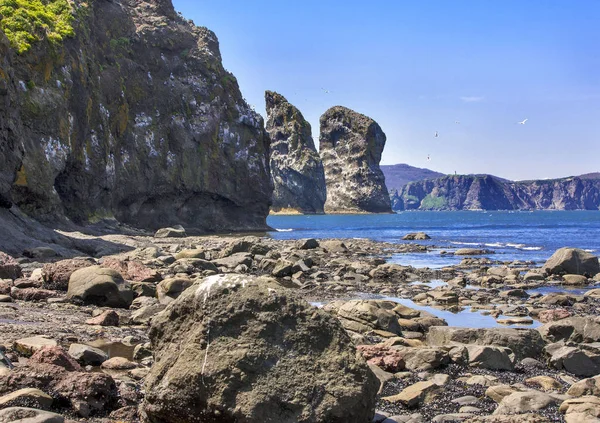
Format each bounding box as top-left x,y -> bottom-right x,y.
427,154 -> 431,161
321,88 -> 330,94
434,131 -> 439,138
518,118 -> 528,125
455,121 -> 460,124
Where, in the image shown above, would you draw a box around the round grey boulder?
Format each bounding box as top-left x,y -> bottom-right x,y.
543,247 -> 600,277
66,266 -> 133,308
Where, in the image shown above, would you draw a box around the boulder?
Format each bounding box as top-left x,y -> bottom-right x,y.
0,253 -> 21,280
402,233 -> 431,241
493,391 -> 558,415
538,316 -> 600,343
559,396 -> 600,421
85,310 -> 119,326
537,308 -> 571,323
319,106 -> 392,213
265,91 -> 327,214
547,345 -> 600,377
10,288 -> 57,302
28,347 -> 81,372
543,247 -> 600,276
465,345 -> 514,371
0,407 -> 64,423
566,375 -> 600,397
336,300 -> 403,335
562,274 -> 588,285
143,274 -> 379,423
41,258 -> 96,291
427,327 -> 544,361
156,277 -> 193,305
101,258 -> 162,282
356,344 -> 406,373
154,226 -> 187,238
381,381 -> 439,407
66,266 -> 133,308
13,337 -> 57,357
68,344 -> 109,366
0,388 -> 53,410
297,239 -> 319,250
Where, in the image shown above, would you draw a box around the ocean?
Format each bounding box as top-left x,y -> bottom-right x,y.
267,211 -> 600,269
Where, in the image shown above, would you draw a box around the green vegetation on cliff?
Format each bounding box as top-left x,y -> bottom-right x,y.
0,0 -> 74,54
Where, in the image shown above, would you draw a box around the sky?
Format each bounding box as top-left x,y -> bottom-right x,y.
172,0 -> 600,181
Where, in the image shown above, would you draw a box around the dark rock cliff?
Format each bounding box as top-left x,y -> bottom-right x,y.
0,0 -> 272,234
393,174 -> 600,211
264,91 -> 326,214
319,106 -> 392,214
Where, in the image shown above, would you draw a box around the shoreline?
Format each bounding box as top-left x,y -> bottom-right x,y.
0,233 -> 599,421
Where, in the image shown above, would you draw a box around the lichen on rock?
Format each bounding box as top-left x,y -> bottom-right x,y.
319,106 -> 392,213
265,91 -> 326,214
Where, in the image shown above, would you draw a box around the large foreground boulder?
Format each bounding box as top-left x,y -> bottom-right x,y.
142,274 -> 378,423
538,316 -> 600,343
543,247 -> 600,276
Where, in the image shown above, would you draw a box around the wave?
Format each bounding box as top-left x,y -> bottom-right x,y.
450,240 -> 543,251
275,228 -> 294,232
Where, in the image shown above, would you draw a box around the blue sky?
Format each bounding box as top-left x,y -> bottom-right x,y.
173,0 -> 599,181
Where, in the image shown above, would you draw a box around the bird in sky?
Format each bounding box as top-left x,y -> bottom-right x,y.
321,88 -> 330,94
455,121 -> 460,124
518,118 -> 528,125
427,154 -> 431,161
434,131 -> 439,138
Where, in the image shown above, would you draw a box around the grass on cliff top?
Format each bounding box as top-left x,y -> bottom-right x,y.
0,0 -> 74,54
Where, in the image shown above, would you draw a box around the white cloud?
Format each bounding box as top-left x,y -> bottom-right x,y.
460,96 -> 484,103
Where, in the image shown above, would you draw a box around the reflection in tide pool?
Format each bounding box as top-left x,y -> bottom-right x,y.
382,296 -> 542,329
310,296 -> 542,329
527,284 -> 598,296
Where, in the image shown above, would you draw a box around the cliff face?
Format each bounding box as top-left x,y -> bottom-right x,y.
264,91 -> 326,214
393,175 -> 600,211
0,0 -> 272,233
319,106 -> 392,214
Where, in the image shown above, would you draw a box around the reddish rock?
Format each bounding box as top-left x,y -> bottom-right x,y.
538,308 -> 572,323
0,363 -> 117,417
85,310 -> 120,327
357,344 -> 406,372
0,280 -> 11,295
110,405 -> 139,421
13,278 -> 41,289
42,259 -> 96,291
28,346 -> 82,372
102,258 -> 162,283
10,288 -> 57,302
0,253 -> 22,280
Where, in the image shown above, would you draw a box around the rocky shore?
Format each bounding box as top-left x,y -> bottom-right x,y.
0,232 -> 599,422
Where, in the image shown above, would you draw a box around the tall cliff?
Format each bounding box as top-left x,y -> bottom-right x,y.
319,106 -> 392,214
264,91 -> 326,214
394,174 -> 600,211
0,0 -> 272,234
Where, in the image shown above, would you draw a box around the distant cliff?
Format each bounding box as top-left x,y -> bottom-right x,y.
265,91 -> 326,214
319,106 -> 392,213
381,164 -> 444,192
0,0 -> 272,234
393,174 -> 600,211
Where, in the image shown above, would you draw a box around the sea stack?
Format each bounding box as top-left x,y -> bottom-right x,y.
319,106 -> 392,213
265,91 -> 326,214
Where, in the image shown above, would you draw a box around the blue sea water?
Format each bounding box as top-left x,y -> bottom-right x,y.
267,211 -> 600,269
